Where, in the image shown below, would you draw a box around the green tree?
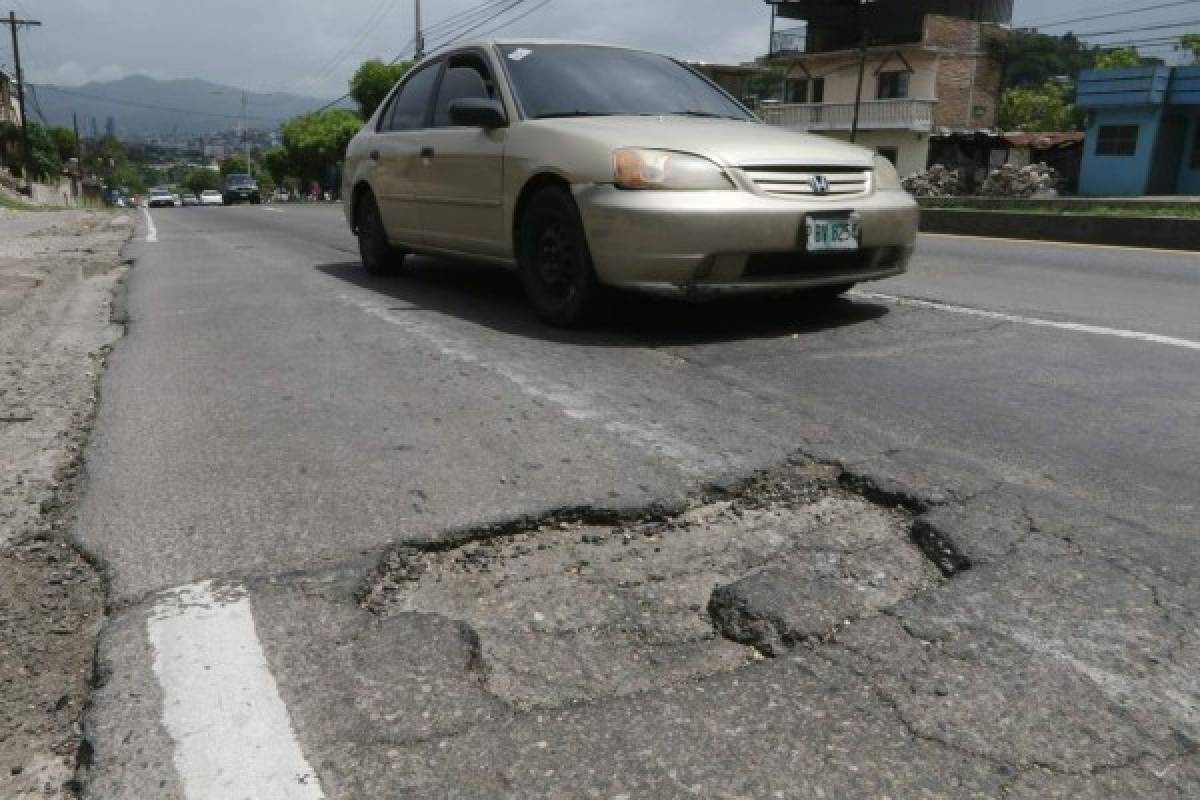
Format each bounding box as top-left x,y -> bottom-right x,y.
1093,47 -> 1142,70
110,164 -> 146,194
182,169 -> 222,194
997,82 -> 1082,132
280,110 -> 362,184
24,122 -> 63,180
219,155 -> 251,176
262,146 -> 293,185
349,59 -> 412,119
48,127 -> 78,162
1180,34 -> 1200,65
1004,29 -> 1096,89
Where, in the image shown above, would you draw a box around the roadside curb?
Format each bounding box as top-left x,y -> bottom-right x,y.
919,208 -> 1200,252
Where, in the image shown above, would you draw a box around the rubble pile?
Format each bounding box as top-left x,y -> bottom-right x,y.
979,162 -> 1061,198
901,164 -> 964,197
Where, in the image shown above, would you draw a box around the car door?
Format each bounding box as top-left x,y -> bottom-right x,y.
370,60 -> 442,246
416,50 -> 507,257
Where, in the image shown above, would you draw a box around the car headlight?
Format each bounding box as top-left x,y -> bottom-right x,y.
613,148 -> 733,190
873,155 -> 903,191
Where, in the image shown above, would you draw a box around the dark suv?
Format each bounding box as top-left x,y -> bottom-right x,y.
223,174 -> 261,205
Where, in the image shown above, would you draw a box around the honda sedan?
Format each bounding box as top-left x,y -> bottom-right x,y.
342,40 -> 917,326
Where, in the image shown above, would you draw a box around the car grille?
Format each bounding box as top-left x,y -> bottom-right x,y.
742,247 -> 901,279
739,165 -> 871,198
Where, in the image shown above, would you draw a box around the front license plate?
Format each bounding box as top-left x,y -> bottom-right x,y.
806,216 -> 860,252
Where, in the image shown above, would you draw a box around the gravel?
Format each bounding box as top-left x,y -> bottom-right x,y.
0,210 -> 129,799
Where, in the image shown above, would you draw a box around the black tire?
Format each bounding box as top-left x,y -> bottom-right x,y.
517,185 -> 599,327
356,191 -> 404,275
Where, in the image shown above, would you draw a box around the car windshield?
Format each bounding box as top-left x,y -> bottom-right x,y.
227,174 -> 255,187
499,44 -> 752,121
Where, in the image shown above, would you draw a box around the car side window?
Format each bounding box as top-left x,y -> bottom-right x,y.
432,58 -> 494,128
382,64 -> 440,132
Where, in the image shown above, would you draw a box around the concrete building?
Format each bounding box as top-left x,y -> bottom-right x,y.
1,68 -> 20,126
760,0 -> 1011,177
1076,65 -> 1200,196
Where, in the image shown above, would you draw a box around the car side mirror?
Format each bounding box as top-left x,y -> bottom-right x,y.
448,97 -> 508,129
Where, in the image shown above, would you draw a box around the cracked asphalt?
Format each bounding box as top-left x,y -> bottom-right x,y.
70,204 -> 1199,797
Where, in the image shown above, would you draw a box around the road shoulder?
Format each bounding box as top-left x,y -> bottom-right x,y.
0,210 -> 132,799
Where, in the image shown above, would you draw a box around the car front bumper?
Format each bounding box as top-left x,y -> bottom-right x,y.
575,185 -> 918,295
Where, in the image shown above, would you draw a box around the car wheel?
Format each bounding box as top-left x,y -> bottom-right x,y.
518,185 -> 599,327
356,192 -> 404,275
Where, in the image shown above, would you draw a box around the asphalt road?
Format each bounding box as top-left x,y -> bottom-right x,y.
73,203 -> 1200,798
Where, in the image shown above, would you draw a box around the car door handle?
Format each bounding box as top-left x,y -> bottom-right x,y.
369,149 -> 380,161
420,147 -> 436,159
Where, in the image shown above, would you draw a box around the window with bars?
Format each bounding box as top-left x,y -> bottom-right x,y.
876,71 -> 910,100
1095,125 -> 1139,157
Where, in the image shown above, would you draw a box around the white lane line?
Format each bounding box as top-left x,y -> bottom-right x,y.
147,581 -> 325,800
262,207 -> 285,214
854,290 -> 1200,352
337,293 -> 733,475
142,206 -> 158,242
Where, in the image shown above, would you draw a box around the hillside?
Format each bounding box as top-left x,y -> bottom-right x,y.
29,75 -> 343,137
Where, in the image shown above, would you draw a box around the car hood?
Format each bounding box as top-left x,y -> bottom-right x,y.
524,116 -> 875,168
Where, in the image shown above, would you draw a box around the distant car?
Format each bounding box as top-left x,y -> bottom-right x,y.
147,189 -> 176,208
180,192 -> 200,207
343,40 -> 917,326
200,190 -> 224,206
171,193 -> 182,206
223,174 -> 261,205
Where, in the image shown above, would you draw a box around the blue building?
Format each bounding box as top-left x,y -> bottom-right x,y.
1076,66 -> 1200,196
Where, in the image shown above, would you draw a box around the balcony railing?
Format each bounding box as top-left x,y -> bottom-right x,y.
770,26 -> 807,56
761,99 -> 935,132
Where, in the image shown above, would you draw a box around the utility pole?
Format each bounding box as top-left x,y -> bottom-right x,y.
241,89 -> 251,178
72,111 -> 80,157
4,10 -> 42,189
414,0 -> 425,60
849,1 -> 870,143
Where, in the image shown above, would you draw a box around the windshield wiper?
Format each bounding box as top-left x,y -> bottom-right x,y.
532,110 -> 618,119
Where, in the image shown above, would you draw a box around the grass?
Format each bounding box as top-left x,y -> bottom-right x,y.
920,200 -> 1200,219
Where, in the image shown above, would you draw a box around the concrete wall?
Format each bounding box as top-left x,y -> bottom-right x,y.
924,15 -> 1007,130
820,130 -> 931,177
784,48 -> 938,104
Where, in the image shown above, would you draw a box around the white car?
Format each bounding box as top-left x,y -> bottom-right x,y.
200,190 -> 224,206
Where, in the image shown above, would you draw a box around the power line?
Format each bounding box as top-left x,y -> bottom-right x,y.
1019,0 -> 1188,26
313,0 -> 403,83
1027,0 -> 1200,29
1067,17 -> 1200,36
428,0 -> 528,51
29,83 -> 278,122
458,0 -> 556,43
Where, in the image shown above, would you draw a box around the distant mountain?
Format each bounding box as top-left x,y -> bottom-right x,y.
29,75 -> 347,138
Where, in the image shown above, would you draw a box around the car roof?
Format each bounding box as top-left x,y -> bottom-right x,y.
423,38 -> 649,61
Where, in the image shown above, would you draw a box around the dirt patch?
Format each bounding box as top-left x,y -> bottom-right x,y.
0,210 -> 129,799
363,464 -> 943,711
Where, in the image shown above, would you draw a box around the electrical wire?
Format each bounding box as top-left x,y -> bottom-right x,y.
459,0 -> 556,43
1026,0 -> 1200,29
29,83 -> 276,122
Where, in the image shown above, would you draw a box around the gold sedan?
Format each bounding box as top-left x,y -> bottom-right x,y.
343,40 -> 918,326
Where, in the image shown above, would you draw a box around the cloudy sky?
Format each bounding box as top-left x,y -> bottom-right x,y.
6,0 -> 1199,98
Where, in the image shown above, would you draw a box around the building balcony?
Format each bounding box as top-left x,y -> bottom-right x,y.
761,99 -> 935,133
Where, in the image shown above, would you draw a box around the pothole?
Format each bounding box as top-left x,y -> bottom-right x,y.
362,463 -> 947,710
